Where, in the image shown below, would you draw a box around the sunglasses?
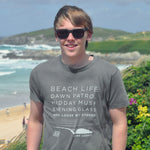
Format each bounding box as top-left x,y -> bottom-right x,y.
55,28 -> 88,39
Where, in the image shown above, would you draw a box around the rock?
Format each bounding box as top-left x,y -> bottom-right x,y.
3,50 -> 61,60
87,51 -> 141,64
3,49 -> 142,64
0,35 -> 57,46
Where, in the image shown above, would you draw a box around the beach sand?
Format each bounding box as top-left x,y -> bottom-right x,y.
0,104 -> 30,143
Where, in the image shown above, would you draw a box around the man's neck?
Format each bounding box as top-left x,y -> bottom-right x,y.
61,54 -> 93,68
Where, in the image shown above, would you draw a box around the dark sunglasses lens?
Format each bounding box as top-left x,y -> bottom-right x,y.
56,29 -> 85,39
57,30 -> 68,39
73,29 -> 84,38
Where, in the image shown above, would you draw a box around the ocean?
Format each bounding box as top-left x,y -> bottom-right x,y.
0,44 -> 130,110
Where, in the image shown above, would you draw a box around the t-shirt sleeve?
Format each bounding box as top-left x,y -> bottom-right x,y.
108,69 -> 129,109
29,69 -> 43,103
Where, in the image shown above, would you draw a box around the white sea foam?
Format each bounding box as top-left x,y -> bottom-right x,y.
0,71 -> 16,76
0,44 -> 60,51
0,50 -> 10,58
0,50 -> 10,53
0,44 -> 60,59
0,59 -> 19,65
117,64 -> 132,71
23,44 -> 60,50
13,50 -> 23,56
12,91 -> 17,95
0,58 -> 45,70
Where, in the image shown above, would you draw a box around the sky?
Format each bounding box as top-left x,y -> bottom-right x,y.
1,0 -> 150,37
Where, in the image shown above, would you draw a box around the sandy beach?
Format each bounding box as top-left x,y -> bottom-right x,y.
0,104 -> 30,144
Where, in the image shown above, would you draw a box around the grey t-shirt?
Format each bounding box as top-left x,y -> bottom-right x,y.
30,56 -> 129,150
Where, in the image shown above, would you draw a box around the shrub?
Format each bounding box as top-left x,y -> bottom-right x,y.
123,61 -> 150,149
2,131 -> 27,150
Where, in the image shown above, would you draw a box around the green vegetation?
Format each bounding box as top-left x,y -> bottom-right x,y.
14,27 -> 130,39
1,131 -> 26,150
118,31 -> 150,40
87,40 -> 150,54
92,27 -> 130,39
123,61 -> 150,150
14,28 -> 56,39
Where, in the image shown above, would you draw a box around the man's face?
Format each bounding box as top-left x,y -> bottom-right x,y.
55,19 -> 92,62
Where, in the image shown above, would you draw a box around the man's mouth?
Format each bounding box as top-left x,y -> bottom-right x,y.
65,44 -> 77,48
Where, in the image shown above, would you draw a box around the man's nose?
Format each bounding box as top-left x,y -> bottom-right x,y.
67,32 -> 75,39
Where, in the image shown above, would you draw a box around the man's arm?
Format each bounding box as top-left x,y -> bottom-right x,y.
109,107 -> 128,150
27,100 -> 43,150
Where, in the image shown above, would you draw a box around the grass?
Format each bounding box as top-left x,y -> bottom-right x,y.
1,131 -> 27,150
87,40 -> 150,54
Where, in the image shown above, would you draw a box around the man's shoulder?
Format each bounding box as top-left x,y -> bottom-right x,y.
32,56 -> 59,72
94,56 -> 118,73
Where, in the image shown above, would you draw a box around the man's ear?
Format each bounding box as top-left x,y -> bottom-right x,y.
87,31 -> 92,41
55,33 -> 59,42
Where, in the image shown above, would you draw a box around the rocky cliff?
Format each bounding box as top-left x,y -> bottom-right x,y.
0,35 -> 58,46
2,49 -> 142,64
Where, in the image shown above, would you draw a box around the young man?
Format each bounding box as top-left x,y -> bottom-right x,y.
27,5 -> 129,150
